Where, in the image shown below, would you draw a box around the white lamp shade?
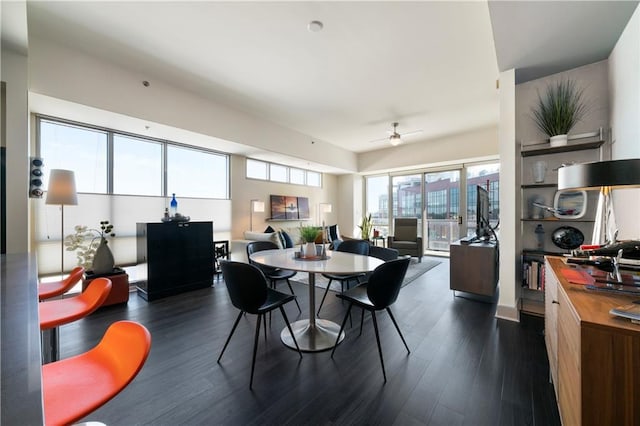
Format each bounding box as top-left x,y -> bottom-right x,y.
252,200 -> 265,213
45,169 -> 78,205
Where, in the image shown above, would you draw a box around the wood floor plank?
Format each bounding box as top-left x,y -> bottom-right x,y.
58,257 -> 560,425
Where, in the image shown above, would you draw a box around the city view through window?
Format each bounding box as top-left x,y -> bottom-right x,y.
366,163 -> 499,252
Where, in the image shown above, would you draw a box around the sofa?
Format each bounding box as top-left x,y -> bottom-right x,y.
231,225 -> 342,263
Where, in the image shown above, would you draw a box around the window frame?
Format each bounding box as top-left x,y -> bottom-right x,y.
36,115 -> 230,200
245,157 -> 323,188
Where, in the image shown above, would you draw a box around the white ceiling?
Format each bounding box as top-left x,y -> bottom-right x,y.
11,1 -> 639,161
25,1 -> 500,154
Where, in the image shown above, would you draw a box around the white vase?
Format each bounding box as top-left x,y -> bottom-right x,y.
92,237 -> 115,274
303,242 -> 317,257
549,134 -> 568,147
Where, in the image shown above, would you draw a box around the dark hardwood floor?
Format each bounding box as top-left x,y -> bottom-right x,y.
60,257 -> 560,425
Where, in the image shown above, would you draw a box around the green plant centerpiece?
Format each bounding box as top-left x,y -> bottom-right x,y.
65,220 -> 116,272
358,213 -> 373,240
299,225 -> 320,257
300,226 -> 320,243
531,79 -> 588,147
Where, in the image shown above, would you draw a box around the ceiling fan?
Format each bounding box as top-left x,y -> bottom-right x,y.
370,122 -> 423,146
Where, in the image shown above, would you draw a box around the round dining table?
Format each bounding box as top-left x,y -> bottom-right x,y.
249,247 -> 384,352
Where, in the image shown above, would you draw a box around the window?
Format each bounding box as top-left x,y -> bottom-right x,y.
306,171 -> 321,187
366,175 -> 389,235
270,164 -> 288,182
38,116 -> 230,199
167,145 -> 229,199
392,174 -> 422,218
466,163 -> 500,232
290,168 -> 305,185
113,134 -> 162,196
246,158 -> 322,187
39,119 -> 108,193
247,159 -> 268,180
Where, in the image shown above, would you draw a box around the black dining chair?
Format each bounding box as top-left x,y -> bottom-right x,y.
317,239 -> 370,316
247,241 -> 301,313
331,257 -> 411,382
218,261 -> 302,389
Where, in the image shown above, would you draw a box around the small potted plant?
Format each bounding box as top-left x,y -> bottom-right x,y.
531,79 -> 588,147
299,226 -> 320,257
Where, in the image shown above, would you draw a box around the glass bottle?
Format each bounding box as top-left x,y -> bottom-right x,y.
170,193 -> 178,217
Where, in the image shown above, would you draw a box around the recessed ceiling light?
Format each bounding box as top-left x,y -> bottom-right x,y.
142,80 -> 150,87
308,21 -> 323,33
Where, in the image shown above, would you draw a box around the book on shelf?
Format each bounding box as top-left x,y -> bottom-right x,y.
530,261 -> 539,290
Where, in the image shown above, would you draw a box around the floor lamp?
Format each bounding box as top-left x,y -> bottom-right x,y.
318,203 -> 332,226
46,169 -> 78,277
558,158 -> 640,245
250,199 -> 265,231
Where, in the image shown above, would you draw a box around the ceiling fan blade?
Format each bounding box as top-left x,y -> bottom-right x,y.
400,130 -> 423,138
369,136 -> 390,143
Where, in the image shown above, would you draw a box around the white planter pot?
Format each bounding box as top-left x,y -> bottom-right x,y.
303,242 -> 317,257
549,134 -> 568,147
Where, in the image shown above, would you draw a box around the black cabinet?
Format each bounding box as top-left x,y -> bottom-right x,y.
136,221 -> 213,300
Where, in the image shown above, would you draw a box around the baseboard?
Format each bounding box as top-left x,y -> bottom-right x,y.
495,303 -> 520,322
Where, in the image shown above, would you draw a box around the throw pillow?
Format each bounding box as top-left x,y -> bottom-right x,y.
328,224 -> 340,242
275,230 -> 287,249
280,229 -> 294,248
264,225 -> 275,233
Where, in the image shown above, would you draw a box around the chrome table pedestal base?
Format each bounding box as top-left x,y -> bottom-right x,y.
281,319 -> 345,352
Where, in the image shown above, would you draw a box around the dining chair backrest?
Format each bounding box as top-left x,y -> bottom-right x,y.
366,257 -> 411,308
369,246 -> 399,262
336,239 -> 370,256
220,261 -> 269,314
246,241 -> 280,268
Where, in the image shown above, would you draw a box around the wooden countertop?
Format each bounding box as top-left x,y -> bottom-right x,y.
547,256 -> 640,335
1,253 -> 45,425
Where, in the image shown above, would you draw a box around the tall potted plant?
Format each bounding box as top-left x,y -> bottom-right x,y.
531,79 -> 588,147
358,214 -> 373,240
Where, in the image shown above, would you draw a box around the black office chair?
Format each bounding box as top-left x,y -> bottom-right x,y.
317,239 -> 370,316
246,241 -> 301,313
331,257 -> 411,382
217,261 -> 302,389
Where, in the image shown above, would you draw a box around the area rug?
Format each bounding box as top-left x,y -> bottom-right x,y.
292,258 -> 441,291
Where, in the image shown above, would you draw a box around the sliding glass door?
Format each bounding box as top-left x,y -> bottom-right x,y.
424,170 -> 461,251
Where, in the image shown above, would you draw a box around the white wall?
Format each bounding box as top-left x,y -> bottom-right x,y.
496,69 -> 518,322
609,6 -> 640,239
1,48 -> 29,253
516,60 -> 610,146
358,125 -> 498,174
28,37 -> 358,173
230,155 -> 339,240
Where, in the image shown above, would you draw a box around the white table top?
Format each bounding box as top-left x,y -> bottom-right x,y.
250,248 -> 384,275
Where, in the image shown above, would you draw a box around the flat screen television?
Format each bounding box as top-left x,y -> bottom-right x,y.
476,185 -> 491,239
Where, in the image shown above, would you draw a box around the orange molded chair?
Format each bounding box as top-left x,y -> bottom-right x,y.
42,320 -> 151,426
40,278 -> 112,362
38,267 -> 85,301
